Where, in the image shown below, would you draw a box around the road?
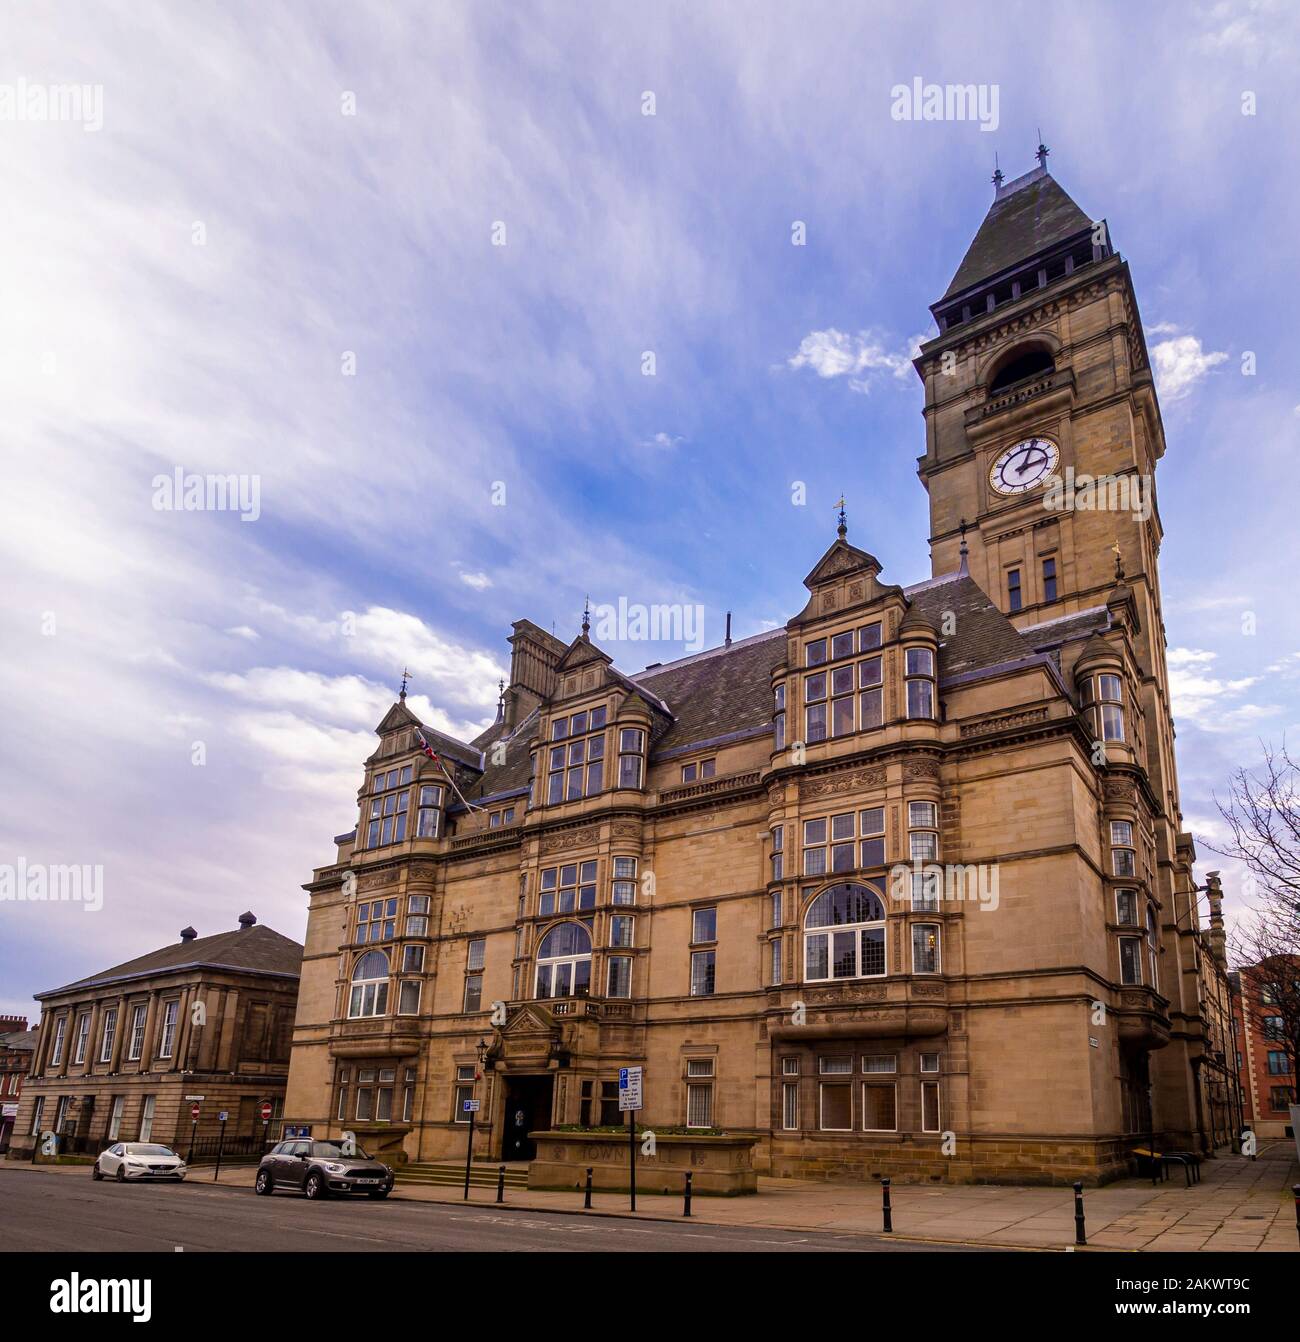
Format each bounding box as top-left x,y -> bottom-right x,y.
0,1169 -> 981,1253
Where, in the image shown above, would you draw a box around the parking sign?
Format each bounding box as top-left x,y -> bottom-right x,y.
618,1066 -> 642,1111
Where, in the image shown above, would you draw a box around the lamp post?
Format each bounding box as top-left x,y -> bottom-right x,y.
463,1037 -> 489,1200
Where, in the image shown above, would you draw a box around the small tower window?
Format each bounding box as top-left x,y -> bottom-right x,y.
1042,557 -> 1057,602
1007,568 -> 1023,612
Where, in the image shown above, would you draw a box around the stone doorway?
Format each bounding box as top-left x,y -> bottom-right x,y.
501,1074 -> 553,1162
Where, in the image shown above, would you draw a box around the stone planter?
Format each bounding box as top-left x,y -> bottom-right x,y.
528,1130 -> 757,1196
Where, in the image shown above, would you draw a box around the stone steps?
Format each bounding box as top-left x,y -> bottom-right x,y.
396,1161 -> 530,1189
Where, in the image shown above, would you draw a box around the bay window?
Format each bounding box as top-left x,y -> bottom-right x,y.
905,647 -> 936,719
607,956 -> 632,998
1110,821 -> 1136,877
416,785 -> 443,838
612,856 -> 637,905
617,728 -> 645,788
911,923 -> 941,974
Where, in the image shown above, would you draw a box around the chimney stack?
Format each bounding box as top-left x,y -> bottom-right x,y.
504,620 -> 567,729
238,911 -> 257,929
179,926 -> 197,942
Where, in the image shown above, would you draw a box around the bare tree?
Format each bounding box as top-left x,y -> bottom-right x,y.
1210,741 -> 1300,1107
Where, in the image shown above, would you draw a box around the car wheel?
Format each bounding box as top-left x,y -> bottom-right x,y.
92,1162 -> 103,1180
367,1189 -> 389,1200
115,1166 -> 126,1183
304,1171 -> 326,1200
255,1169 -> 274,1196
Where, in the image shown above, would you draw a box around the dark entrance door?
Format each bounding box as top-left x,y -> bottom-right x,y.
502,1075 -> 553,1161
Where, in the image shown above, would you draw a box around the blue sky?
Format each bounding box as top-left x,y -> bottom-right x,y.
2,0 -> 1297,1019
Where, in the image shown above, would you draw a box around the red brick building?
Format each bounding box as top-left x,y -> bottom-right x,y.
1232,960 -> 1298,1142
0,1017 -> 37,1153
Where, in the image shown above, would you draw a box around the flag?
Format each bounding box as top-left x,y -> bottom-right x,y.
415,728 -> 439,763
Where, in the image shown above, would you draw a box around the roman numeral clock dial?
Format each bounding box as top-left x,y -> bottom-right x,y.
989,436 -> 1059,496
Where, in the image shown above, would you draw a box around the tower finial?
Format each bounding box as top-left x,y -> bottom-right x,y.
992,152 -> 1004,195
1036,132 -> 1049,171
399,667 -> 410,700
958,518 -> 969,574
581,595 -> 591,637
1111,539 -> 1124,581
495,678 -> 505,724
835,495 -> 847,539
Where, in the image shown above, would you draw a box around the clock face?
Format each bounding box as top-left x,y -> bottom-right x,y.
989,437 -> 1059,495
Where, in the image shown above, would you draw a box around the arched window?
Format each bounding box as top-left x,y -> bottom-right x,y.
988,346 -> 1054,393
348,950 -> 390,1018
804,882 -> 887,982
535,922 -> 592,1000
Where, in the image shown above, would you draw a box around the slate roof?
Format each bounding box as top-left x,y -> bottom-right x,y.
943,167 -> 1093,300
634,629 -> 786,756
40,924 -> 303,998
441,567 -> 1057,794
1018,605 -> 1110,653
414,721 -> 483,770
0,1028 -> 37,1052
462,710 -> 538,803
906,572 -> 1038,678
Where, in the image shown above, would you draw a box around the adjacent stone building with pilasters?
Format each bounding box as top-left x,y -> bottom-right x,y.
7,913 -> 301,1159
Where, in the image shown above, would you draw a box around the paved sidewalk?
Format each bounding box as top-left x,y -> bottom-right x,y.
12,1144 -> 1297,1252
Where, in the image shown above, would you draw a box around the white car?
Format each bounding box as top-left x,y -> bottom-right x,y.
92,1142 -> 188,1182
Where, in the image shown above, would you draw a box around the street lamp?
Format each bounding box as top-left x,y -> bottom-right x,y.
463,1039 -> 490,1200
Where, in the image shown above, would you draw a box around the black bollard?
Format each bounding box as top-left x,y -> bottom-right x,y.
496,1165 -> 505,1204
683,1171 -> 692,1218
1073,1181 -> 1087,1246
584,1166 -> 593,1209
881,1177 -> 892,1233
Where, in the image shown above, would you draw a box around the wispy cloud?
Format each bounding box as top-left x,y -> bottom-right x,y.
1151,333 -> 1229,401
786,328 -> 923,393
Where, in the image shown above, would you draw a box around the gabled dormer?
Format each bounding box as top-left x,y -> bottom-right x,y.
531,618 -> 674,808
360,693 -> 483,851
778,517 -> 916,755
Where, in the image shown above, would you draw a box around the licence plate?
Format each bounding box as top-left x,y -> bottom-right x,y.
353,1177 -> 380,1184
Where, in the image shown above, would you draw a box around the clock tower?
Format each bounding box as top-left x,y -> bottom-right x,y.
913,155 -> 1166,641
914,154 -> 1219,1153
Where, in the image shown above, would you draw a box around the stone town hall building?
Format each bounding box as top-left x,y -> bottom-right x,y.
284,160 -> 1231,1183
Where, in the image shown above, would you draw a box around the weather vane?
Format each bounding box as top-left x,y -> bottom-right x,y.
399,667 -> 411,698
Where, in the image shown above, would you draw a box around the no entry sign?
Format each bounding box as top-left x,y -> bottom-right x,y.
259,1101 -> 273,1122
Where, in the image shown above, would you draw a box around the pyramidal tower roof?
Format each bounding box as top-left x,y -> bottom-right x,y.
943,165 -> 1093,300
